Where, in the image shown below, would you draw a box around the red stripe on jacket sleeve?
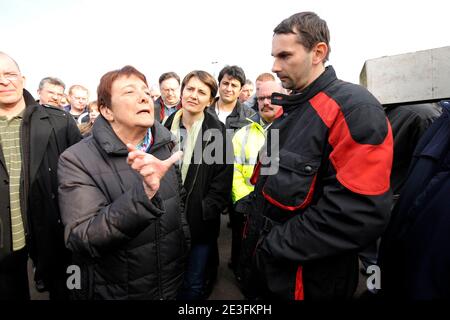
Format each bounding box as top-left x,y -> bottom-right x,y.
309,92 -> 393,195
294,265 -> 305,300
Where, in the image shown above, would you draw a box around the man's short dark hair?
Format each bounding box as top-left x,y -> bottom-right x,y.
218,65 -> 246,88
274,11 -> 330,62
158,72 -> 180,85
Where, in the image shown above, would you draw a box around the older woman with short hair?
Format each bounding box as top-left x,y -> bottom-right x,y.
58,65 -> 189,300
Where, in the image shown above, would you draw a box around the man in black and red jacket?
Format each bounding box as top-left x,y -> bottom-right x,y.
240,12 -> 393,300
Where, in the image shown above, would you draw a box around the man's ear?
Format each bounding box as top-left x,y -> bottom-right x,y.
99,105 -> 113,121
312,42 -> 328,65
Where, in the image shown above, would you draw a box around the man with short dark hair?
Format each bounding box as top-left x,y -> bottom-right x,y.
241,12 -> 393,300
0,52 -> 81,300
154,72 -> 182,123
207,65 -> 256,129
204,65 -> 256,297
238,79 -> 254,103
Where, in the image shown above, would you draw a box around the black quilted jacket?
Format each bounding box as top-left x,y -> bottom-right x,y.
58,116 -> 189,299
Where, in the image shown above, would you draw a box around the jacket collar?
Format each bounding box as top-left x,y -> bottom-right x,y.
271,65 -> 337,111
22,89 -> 44,120
92,115 -> 173,155
248,112 -> 261,123
209,97 -> 243,118
202,108 -> 224,131
166,108 -> 224,131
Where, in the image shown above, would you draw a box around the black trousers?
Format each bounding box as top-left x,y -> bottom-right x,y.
0,248 -> 30,300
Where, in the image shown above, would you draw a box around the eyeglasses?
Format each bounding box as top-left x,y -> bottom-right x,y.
71,96 -> 88,101
257,95 -> 272,102
161,88 -> 179,94
0,72 -> 21,82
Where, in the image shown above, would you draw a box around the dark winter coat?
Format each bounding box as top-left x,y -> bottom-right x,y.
58,116 -> 189,299
154,97 -> 182,123
385,102 -> 442,196
379,100 -> 450,299
207,98 -> 256,131
0,89 -> 81,286
165,110 -> 233,243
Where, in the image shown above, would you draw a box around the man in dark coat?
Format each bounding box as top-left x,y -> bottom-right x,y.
385,102 -> 442,198
153,72 -> 182,124
379,100 -> 450,299
206,65 -> 256,285
0,52 -> 82,299
358,102 -> 442,279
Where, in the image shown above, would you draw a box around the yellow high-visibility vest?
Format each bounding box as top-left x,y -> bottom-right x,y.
231,119 -> 267,203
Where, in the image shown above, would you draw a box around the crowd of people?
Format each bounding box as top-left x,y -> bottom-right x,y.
0,11 -> 449,301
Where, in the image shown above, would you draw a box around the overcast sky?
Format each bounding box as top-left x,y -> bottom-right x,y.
1,0 -> 449,100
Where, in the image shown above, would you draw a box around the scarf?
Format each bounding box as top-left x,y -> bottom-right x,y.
135,127 -> 153,152
170,109 -> 204,184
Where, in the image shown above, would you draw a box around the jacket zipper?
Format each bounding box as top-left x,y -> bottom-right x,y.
152,127 -> 206,298
152,139 -> 171,300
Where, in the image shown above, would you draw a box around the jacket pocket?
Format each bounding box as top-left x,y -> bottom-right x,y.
262,149 -> 320,211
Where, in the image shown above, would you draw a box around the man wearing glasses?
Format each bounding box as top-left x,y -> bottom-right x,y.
64,84 -> 89,123
37,77 -> 66,109
230,81 -> 285,289
154,72 -> 182,124
0,52 -> 81,299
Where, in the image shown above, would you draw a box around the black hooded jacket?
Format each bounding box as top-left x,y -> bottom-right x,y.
164,110 -> 233,243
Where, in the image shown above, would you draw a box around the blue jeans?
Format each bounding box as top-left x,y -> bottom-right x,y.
178,244 -> 212,300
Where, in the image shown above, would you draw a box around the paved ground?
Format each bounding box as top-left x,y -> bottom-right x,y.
208,214 -> 244,300
28,260 -> 49,300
